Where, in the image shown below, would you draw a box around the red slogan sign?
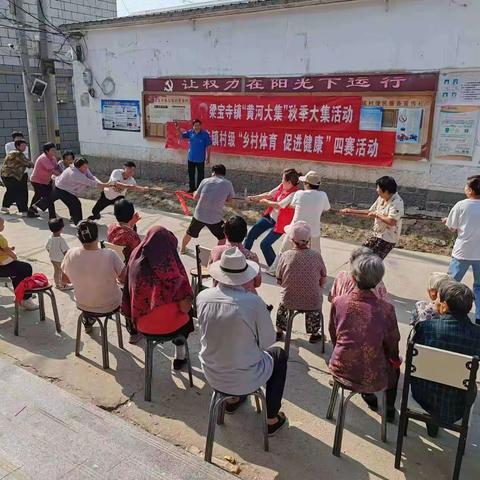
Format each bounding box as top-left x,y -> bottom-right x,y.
190,96 -> 361,131
145,72 -> 438,93
166,122 -> 396,167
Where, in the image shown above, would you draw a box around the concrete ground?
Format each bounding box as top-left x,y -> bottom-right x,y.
0,190 -> 478,480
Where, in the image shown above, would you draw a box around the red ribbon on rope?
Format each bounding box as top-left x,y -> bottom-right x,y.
175,190 -> 195,216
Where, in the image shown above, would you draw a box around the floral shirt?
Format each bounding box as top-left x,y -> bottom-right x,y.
276,248 -> 327,310
107,224 -> 141,263
329,270 -> 389,303
1,151 -> 32,181
329,289 -> 400,393
410,300 -> 440,325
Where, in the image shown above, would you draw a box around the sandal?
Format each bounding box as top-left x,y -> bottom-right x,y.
268,412 -> 288,436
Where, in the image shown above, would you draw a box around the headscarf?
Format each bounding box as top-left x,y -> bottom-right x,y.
122,226 -> 192,324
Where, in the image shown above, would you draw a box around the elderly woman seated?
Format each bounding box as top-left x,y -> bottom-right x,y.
329,246 -> 389,303
410,272 -> 451,325
329,253 -> 401,422
107,198 -> 142,263
275,221 -> 327,343
122,226 -> 194,367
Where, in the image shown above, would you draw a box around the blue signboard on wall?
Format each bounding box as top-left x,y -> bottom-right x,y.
101,99 -> 141,132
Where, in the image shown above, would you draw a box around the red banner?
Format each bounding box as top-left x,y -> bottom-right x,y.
166,122 -> 396,167
190,95 -> 361,131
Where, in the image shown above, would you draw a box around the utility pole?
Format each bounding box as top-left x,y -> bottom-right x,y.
37,0 -> 61,150
9,0 -> 40,160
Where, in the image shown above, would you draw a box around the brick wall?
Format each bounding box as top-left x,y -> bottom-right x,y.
0,0 -> 116,156
0,70 -> 80,151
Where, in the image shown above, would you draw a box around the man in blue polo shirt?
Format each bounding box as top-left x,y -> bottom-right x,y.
176,119 -> 212,193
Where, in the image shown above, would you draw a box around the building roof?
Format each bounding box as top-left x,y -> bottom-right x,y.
61,0 -> 360,31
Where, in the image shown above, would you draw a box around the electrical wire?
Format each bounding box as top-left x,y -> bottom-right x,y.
0,11 -> 64,36
7,0 -> 67,37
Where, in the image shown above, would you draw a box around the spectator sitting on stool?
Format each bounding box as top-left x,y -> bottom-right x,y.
197,247 -> 288,436
275,221 -> 327,344
61,220 -> 126,334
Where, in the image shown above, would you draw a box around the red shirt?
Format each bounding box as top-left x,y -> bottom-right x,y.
107,224 -> 141,262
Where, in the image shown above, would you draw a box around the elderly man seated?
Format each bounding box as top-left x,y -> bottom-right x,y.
411,281 -> 480,437
197,247 -> 288,436
329,253 -> 401,422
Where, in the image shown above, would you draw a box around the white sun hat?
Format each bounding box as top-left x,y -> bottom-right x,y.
208,247 -> 259,286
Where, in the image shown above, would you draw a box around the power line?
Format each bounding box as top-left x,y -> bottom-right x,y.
7,0 -> 67,37
120,0 -> 131,15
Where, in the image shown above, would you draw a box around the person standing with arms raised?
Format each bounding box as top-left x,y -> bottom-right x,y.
175,119 -> 212,193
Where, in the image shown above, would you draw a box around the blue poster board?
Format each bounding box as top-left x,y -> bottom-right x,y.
359,106 -> 384,131
101,100 -> 141,132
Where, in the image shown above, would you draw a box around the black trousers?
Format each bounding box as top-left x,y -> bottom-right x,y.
30,181 -> 56,219
362,368 -> 400,413
0,260 -> 33,299
36,187 -> 83,225
265,347 -> 288,419
188,161 -> 205,191
1,174 -> 29,213
92,192 -> 123,217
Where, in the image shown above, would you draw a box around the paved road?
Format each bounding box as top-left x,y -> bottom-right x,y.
0,191 -> 478,480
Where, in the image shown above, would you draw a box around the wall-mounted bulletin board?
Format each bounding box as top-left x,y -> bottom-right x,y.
435,71 -> 480,161
142,72 -> 438,167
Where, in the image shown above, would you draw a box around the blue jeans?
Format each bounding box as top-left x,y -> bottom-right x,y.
448,257 -> 480,322
244,215 -> 282,266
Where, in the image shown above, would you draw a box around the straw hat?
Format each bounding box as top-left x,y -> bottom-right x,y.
208,247 -> 259,286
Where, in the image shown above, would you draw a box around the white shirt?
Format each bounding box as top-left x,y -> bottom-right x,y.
446,198 -> 480,261
61,247 -> 124,314
197,284 -> 275,395
5,142 -> 29,158
103,169 -> 136,200
369,193 -> 404,244
46,235 -> 69,263
279,189 -> 330,237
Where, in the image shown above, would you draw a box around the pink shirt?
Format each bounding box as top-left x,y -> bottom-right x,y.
209,242 -> 262,293
31,153 -> 59,185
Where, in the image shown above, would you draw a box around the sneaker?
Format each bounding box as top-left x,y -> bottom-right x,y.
173,358 -> 187,370
27,211 -> 40,218
268,412 -> 288,436
128,333 -> 143,344
276,331 -> 284,341
88,214 -> 101,221
1,207 -> 10,214
20,298 -> 39,311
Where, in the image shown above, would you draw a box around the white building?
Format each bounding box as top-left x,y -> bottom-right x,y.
63,0 -> 480,211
